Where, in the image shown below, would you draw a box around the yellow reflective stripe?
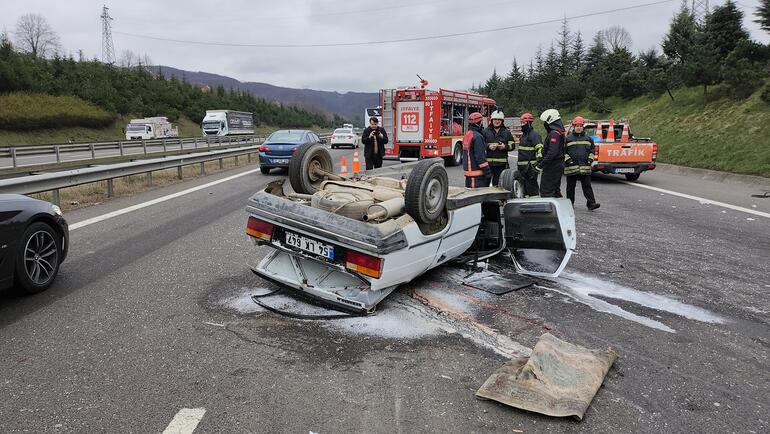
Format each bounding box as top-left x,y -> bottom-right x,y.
564,155 -> 571,161
518,146 -> 536,151
487,158 -> 509,163
567,140 -> 591,146
589,153 -> 595,159
535,143 -> 543,149
517,161 -> 536,165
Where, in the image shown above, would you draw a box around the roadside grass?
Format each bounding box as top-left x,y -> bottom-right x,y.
30,156 -> 262,211
0,92 -> 115,130
562,85 -> 770,177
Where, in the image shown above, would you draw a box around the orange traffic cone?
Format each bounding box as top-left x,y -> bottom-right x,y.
352,150 -> 361,173
595,122 -> 604,142
339,155 -> 349,175
620,121 -> 630,142
606,119 -> 616,142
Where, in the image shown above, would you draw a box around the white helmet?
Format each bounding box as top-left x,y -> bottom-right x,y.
490,110 -> 505,120
539,109 -> 561,124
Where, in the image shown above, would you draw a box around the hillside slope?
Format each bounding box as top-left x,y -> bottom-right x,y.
564,86 -> 770,178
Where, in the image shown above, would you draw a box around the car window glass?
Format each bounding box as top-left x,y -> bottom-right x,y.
268,131 -> 305,141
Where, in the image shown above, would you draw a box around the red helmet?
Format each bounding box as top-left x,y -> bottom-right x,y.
468,112 -> 483,124
572,116 -> 585,126
520,112 -> 534,123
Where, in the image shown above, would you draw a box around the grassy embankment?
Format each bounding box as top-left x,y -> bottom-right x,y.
562,85 -> 770,178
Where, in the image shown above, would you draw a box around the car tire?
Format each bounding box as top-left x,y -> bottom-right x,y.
624,173 -> 640,182
289,143 -> 334,195
311,189 -> 374,221
405,159 -> 448,225
14,221 -> 61,294
499,169 -> 524,198
444,141 -> 462,167
260,166 -> 271,174
331,145 -> 336,149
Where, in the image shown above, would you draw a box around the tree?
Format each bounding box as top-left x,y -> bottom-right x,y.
755,0 -> 770,33
601,25 -> 632,52
703,0 -> 749,59
557,17 -> 572,75
721,39 -> 770,98
662,4 -> 697,64
573,31 -> 585,70
13,13 -> 60,58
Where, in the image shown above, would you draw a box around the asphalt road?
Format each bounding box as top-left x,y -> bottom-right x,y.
0,149 -> 768,433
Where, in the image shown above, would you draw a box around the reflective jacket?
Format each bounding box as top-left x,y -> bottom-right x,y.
564,131 -> 595,176
540,120 -> 566,169
482,125 -> 515,166
462,123 -> 490,178
517,125 -> 543,167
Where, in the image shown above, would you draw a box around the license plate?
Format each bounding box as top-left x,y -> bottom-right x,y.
284,231 -> 334,259
615,168 -> 635,174
271,158 -> 289,164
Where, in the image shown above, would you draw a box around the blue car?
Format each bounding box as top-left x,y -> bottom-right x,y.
259,130 -> 323,174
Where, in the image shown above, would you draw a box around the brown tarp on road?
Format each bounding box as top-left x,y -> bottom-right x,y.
476,333 -> 618,419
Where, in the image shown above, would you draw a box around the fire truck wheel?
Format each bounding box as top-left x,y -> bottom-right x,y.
289,143 -> 334,195
444,142 -> 463,167
499,169 -> 524,198
624,173 -> 640,182
405,158 -> 448,225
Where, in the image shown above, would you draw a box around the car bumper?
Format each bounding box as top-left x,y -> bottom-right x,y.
258,153 -> 292,167
592,163 -> 655,175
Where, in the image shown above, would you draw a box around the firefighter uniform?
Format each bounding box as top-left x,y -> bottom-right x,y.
565,117 -> 600,210
462,114 -> 491,188
482,112 -> 515,186
537,109 -> 565,198
517,113 -> 543,197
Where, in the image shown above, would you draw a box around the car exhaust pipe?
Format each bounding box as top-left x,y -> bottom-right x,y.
363,197 -> 405,222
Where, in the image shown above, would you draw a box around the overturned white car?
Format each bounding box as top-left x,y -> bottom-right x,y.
245,143 -> 576,313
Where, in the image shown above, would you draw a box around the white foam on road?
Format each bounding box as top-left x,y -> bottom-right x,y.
162,408 -> 206,434
538,271 -> 728,333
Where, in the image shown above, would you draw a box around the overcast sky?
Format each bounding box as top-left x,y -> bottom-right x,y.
2,0 -> 769,93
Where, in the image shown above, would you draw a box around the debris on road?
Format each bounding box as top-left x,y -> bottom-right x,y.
476,333 -> 617,420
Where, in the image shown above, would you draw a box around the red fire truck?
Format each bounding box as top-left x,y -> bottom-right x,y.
379,88 -> 497,166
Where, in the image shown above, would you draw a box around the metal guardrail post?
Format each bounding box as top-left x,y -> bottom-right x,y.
199,162 -> 205,175
106,179 -> 114,197
11,148 -> 17,168
55,145 -> 61,163
234,155 -> 239,166
247,152 -> 251,163
51,189 -> 60,206
218,158 -> 223,169
163,139 -> 167,153
90,143 -> 95,159
146,172 -> 153,186
119,141 -> 124,156
177,166 -> 183,180
143,141 -> 147,155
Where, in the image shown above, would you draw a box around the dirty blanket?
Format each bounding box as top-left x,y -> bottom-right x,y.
476,333 -> 617,419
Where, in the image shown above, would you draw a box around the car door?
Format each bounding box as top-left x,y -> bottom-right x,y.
503,198 -> 576,278
0,202 -> 24,287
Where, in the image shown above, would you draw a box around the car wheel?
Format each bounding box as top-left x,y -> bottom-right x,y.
260,166 -> 271,174
331,145 -> 336,149
289,143 -> 334,195
14,222 -> 61,294
499,169 -> 524,198
405,159 -> 448,225
625,173 -> 640,181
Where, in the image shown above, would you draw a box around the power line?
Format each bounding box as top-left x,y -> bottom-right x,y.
114,0 -> 674,49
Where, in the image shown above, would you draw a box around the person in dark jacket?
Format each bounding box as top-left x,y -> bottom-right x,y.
517,112 -> 542,197
565,116 -> 600,210
537,109 -> 565,198
462,112 -> 491,188
361,117 -> 388,169
482,110 -> 515,186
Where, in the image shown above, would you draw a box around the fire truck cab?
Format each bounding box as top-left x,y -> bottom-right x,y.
380,88 -> 496,166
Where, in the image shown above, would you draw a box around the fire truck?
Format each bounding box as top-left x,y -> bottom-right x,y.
379,87 -> 497,166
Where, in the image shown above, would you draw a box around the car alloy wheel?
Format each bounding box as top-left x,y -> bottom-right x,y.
24,230 -> 58,285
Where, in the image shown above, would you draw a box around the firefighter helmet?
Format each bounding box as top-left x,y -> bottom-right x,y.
539,109 -> 561,124
490,110 -> 505,120
468,112 -> 483,124
572,116 -> 585,126
520,112 -> 534,123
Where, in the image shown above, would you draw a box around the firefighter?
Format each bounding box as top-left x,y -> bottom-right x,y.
517,112 -> 543,197
462,111 -> 491,188
482,110 -> 515,186
537,109 -> 565,198
361,116 -> 388,170
565,116 -> 601,210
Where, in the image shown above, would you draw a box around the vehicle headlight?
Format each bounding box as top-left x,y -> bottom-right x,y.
52,205 -> 62,216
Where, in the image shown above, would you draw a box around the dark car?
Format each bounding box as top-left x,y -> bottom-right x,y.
0,194 -> 69,294
258,130 -> 323,174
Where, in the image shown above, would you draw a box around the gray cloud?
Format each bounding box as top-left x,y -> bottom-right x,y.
2,0 -> 768,92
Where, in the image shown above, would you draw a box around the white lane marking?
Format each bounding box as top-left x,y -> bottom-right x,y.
163,408 -> 206,434
618,180 -> 770,219
69,168 -> 261,230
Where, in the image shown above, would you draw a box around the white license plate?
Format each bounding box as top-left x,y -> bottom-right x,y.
284,231 -> 334,259
615,168 -> 635,174
271,158 -> 289,164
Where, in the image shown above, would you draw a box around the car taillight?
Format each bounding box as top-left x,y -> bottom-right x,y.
652,143 -> 658,161
345,250 -> 383,279
246,216 -> 273,241
259,145 -> 269,152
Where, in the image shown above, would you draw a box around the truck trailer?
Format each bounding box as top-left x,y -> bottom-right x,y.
201,110 -> 254,136
125,117 -> 179,140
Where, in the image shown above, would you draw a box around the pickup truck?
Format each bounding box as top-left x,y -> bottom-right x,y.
585,119 -> 658,181
245,144 -> 576,313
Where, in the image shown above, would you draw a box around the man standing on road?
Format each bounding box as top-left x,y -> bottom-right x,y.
462,112 -> 491,188
482,110 -> 515,186
517,112 -> 543,197
361,117 -> 388,170
537,109 -> 566,198
565,116 -> 601,210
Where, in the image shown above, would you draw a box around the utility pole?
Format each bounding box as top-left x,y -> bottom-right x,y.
691,0 -> 710,24
100,5 -> 115,64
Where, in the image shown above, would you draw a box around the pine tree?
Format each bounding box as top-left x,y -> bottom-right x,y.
703,0 -> 749,59
663,3 -> 697,64
557,17 -> 572,75
573,31 -> 585,70
755,0 -> 770,32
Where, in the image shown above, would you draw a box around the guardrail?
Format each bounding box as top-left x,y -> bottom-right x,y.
0,135 -> 264,169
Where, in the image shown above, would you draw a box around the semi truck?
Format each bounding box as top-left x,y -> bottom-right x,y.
125,117 -> 179,140
201,110 -> 254,136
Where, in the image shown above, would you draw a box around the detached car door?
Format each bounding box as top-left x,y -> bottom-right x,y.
503,198 -> 576,278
